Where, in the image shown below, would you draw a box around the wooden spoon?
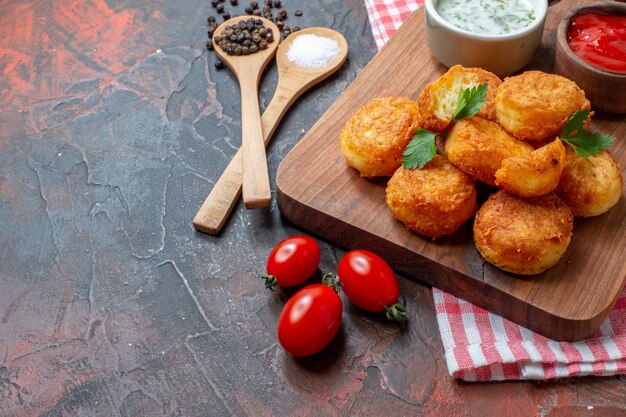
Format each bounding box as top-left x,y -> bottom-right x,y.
194,27 -> 349,234
213,16 -> 280,209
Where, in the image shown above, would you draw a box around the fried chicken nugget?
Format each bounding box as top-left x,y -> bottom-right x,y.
495,71 -> 591,144
555,149 -> 623,217
474,191 -> 574,275
417,65 -> 502,132
495,138 -> 566,197
386,155 -> 477,239
445,116 -> 533,186
340,97 -> 421,178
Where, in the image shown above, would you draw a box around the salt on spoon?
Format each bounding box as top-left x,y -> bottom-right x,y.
286,33 -> 341,69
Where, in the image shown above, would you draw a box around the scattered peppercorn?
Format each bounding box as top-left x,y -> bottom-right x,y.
216,3 -> 224,13
214,59 -> 224,69
272,0 -> 281,7
295,9 -> 303,16
250,0 -> 258,7
252,9 -> 261,16
208,15 -> 216,22
292,26 -> 301,32
230,0 -> 238,5
223,12 -> 231,20
206,40 -> 214,50
244,6 -> 253,14
211,0 -> 218,6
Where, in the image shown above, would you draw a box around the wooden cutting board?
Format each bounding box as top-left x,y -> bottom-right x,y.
276,0 -> 626,341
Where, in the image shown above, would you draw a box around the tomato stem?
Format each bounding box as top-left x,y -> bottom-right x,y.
262,274 -> 278,291
322,273 -> 343,293
385,303 -> 407,322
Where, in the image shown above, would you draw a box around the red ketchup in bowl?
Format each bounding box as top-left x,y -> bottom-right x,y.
567,12 -> 626,74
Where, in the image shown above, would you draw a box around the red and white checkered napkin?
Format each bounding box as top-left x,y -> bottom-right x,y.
434,288 -> 626,380
364,0 -> 626,381
364,0 -> 422,49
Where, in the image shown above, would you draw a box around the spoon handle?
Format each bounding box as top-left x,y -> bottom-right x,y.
193,80 -> 300,234
240,72 -> 272,209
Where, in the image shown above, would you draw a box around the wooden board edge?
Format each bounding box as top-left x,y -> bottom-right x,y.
276,177 -> 617,341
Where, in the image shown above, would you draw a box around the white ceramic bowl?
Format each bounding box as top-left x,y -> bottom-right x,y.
424,0 -> 548,77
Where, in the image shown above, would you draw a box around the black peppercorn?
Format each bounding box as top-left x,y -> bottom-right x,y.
206,40 -> 214,50
230,0 -> 238,5
259,40 -> 268,49
273,0 -> 281,7
223,12 -> 231,20
216,3 -> 224,13
276,21 -> 284,30
211,0 -> 218,6
208,15 -> 216,22
250,0 -> 258,7
295,10 -> 303,16
292,26 -> 301,32
245,6 -> 253,14
215,59 -> 224,69
208,28 -> 215,37
278,8 -> 287,18
252,9 -> 261,16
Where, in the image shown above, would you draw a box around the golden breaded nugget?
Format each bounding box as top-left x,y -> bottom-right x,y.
495,138 -> 566,197
555,149 -> 623,217
445,116 -> 533,186
386,156 -> 477,239
495,71 -> 591,143
340,97 -> 421,178
417,65 -> 502,132
474,191 -> 573,275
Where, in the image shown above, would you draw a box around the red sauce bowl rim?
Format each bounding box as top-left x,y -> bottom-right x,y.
557,2 -> 626,78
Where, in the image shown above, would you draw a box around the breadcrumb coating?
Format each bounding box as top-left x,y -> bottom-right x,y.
340,97 -> 421,178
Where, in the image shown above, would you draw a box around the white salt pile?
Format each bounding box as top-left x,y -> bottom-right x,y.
286,33 -> 341,69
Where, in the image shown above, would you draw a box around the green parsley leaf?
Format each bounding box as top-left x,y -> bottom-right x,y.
402,129 -> 439,169
453,83 -> 488,122
560,110 -> 615,158
560,109 -> 589,139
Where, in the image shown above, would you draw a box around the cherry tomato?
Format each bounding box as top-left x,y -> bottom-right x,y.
277,284 -> 342,357
337,250 -> 406,321
263,236 -> 320,290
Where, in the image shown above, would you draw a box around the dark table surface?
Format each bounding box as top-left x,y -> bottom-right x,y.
1,1 -> 625,416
